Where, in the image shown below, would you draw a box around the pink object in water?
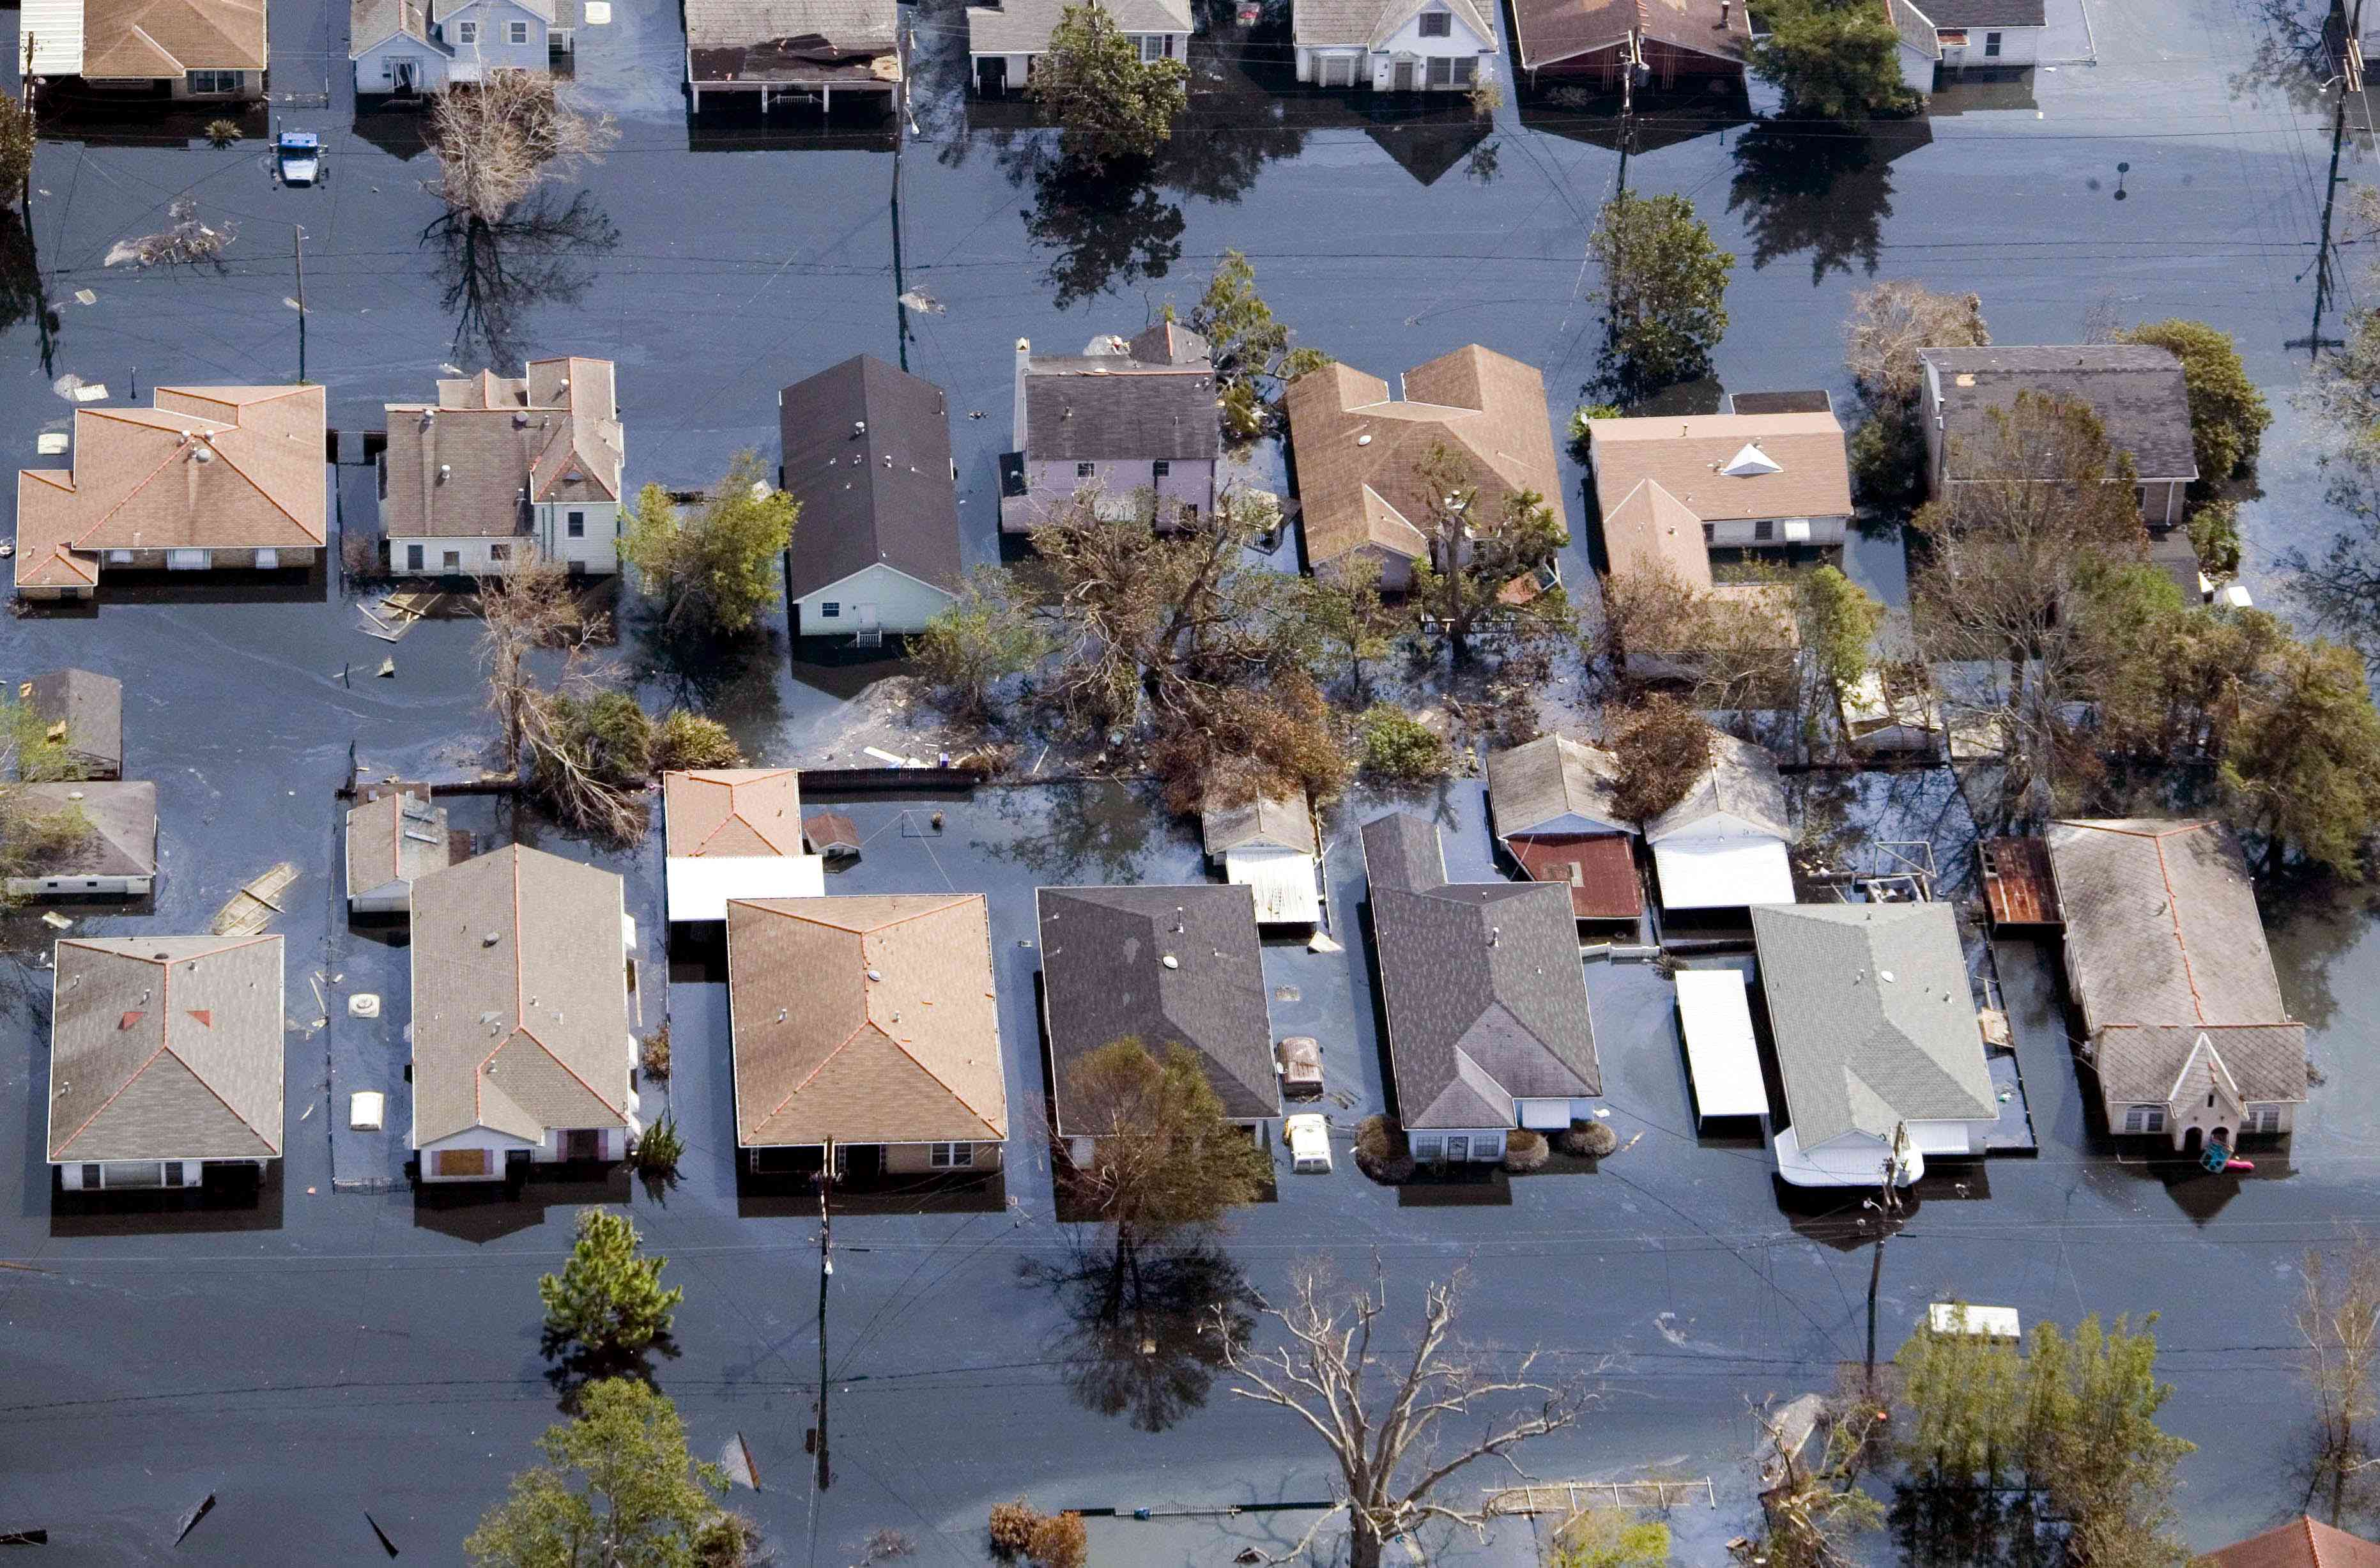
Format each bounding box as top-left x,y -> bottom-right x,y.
2226,1158 -> 2255,1173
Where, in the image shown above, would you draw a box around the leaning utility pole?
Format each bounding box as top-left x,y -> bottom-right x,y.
812,1135 -> 836,1493
1862,1123 -> 1908,1392
292,225 -> 308,383
891,22 -> 913,373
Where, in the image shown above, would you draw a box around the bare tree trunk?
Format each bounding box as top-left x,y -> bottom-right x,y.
1347,1515 -> 1386,1568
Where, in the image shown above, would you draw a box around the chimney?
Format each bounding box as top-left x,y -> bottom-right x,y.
420,410 -> 439,535
1013,337 -> 1033,453
1719,0 -> 1730,22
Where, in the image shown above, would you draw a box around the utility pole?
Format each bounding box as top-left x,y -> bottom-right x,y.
1862,1122 -> 1908,1393
2291,0 -> 2364,361
292,224 -> 308,384
811,1135 -> 836,1493
891,22 -> 912,373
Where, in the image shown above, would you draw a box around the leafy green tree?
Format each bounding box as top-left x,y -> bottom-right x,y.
2115,319 -> 2271,484
1406,443 -> 1572,667
1750,0 -> 1917,123
621,454 -> 798,636
539,1210 -> 684,1361
0,91 -> 33,206
1183,252 -> 1333,435
464,1378 -> 737,1568
2220,632 -> 2380,875
1547,1509 -> 1670,1568
650,711 -> 742,772
914,567 -> 1051,720
2186,498 -> 2243,576
1588,191 -> 1733,395
1301,556 -> 1401,699
1028,3 -> 1189,169
1061,1040 -> 1275,1266
1355,704 -> 1451,781
1797,565 -> 1884,703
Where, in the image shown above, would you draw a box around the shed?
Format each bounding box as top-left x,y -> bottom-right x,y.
1201,788 -> 1322,926
804,811 -> 863,857
1674,968 -> 1765,1126
1645,733 -> 1793,911
663,769 -> 825,921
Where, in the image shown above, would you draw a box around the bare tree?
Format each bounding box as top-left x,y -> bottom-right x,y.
1844,280 -> 1989,405
428,74 -> 617,226
1753,1397 -> 1885,1568
1220,1266 -> 1587,1568
2299,1238 -> 2380,1509
476,557 -> 649,843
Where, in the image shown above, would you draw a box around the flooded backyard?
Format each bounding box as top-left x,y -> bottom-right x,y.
2,0 -> 2380,1561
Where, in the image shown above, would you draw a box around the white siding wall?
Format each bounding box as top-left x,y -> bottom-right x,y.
59,1158 -> 251,1190
1908,1118 -> 1983,1157
534,498 -> 621,574
349,882 -> 411,915
436,0 -> 551,78
353,36 -> 450,92
1516,1098 -> 1593,1130
390,535 -> 526,575
1941,24 -> 2039,68
1896,42 -> 1935,95
11,873 -> 152,897
1406,1128 -> 1508,1162
1705,514 -> 1850,548
794,562 -> 957,636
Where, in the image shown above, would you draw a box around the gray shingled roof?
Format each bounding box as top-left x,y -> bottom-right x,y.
1751,903 -> 1997,1149
1925,0 -> 2046,25
23,668 -> 123,778
780,355 -> 962,604
345,788 -> 450,898
1037,884 -> 1278,1131
2094,1024 -> 2307,1106
1921,345 -> 2197,484
968,0 -> 1190,54
20,781 -> 156,879
1645,731 -> 1790,842
1488,734 -> 1627,840
1022,325 -> 1219,464
1360,813 -> 1600,1129
1201,788 -> 1317,857
2045,819 -> 2289,1030
1292,0 -> 1496,50
49,935 -> 284,1162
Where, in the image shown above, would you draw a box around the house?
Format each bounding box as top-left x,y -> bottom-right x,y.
661,769 -> 824,922
725,895 -> 1004,1176
21,668 -> 124,779
1358,812 -> 1600,1164
1888,0 -> 2043,89
49,935 -> 283,1191
1917,346 -> 2195,528
2207,1518 -> 2380,1568
2045,819 -> 2307,1150
686,0 -> 901,111
14,386 -> 326,601
1643,731 -> 1793,910
6,781 -> 158,898
1509,0 -> 1748,89
1284,345 -> 1567,591
1293,0 -> 1498,93
1002,325 -> 1218,533
381,358 -> 622,579
779,357 -> 962,640
1036,884 -> 1278,1151
1201,787 -> 1323,926
1486,734 -> 1642,922
344,786 -> 450,916
1588,410 -> 1854,557
1751,903 -> 1998,1187
968,0 -> 1188,95
351,0 -> 577,95
28,0 -> 268,100
409,846 -> 642,1183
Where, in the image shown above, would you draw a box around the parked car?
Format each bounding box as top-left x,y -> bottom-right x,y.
1286,1114 -> 1333,1173
1275,1036 -> 1324,1098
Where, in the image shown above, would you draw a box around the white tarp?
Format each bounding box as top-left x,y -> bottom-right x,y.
1929,1303 -> 2021,1339
1652,835 -> 1793,910
664,854 -> 825,922
1675,969 -> 1766,1122
1224,847 -> 1323,926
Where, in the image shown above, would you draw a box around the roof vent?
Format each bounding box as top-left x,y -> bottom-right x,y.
854,420 -> 866,434
513,411 -> 528,427
1880,969 -> 1896,983
1356,433 -> 1372,446
1721,442 -> 1782,477
865,968 -> 882,982
438,464 -> 452,482
1162,954 -> 1180,970
480,930 -> 500,946
1489,925 -> 1500,947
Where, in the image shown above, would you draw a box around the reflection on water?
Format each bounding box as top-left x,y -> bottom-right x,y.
1726,118 -> 1931,285
427,189 -> 620,370
1024,1240 -> 1255,1433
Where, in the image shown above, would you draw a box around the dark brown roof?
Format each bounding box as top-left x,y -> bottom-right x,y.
685,0 -> 898,84
1508,833 -> 1642,921
1921,345 -> 2197,484
1510,0 -> 1749,71
2209,1518 -> 2380,1568
781,356 -> 961,602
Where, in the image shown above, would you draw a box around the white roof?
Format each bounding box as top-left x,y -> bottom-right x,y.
1675,969 -> 1766,1119
1286,1114 -> 1333,1167
1223,845 -> 1323,925
664,854 -> 825,921
24,0 -> 85,73
1653,836 -> 1793,911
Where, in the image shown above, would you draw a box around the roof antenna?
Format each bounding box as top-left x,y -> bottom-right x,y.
1173,906 -> 1185,934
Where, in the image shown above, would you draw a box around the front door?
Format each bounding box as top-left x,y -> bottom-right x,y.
976,56 -> 1007,95
1444,1134 -> 1470,1163
1393,59 -> 1416,90
393,59 -> 417,94
562,1129 -> 601,1162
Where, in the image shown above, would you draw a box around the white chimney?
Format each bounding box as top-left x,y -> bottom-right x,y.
1013,337 -> 1034,453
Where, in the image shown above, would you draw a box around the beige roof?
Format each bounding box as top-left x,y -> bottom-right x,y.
382,357 -> 623,541
1487,734 -> 1627,838
83,0 -> 266,76
410,846 -> 632,1146
1589,411 -> 1852,534
968,0 -> 1189,54
2045,819 -> 2290,1031
1646,730 -> 1790,840
1201,788 -> 1317,857
1285,346 -> 1567,571
16,387 -> 326,590
345,788 -> 450,898
1601,477 -> 1715,589
49,935 -> 284,1162
726,895 -> 1004,1148
1293,0 -> 1497,50
351,0 -> 434,48
663,769 -> 804,858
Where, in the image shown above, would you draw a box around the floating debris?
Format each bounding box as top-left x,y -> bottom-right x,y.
72,288 -> 95,305
349,993 -> 381,1019
35,432 -> 66,455
106,197 -> 236,269
211,863 -> 299,936
364,1512 -> 399,1557
1307,932 -> 1341,954
173,1493 -> 216,1544
51,374 -> 109,403
38,912 -> 71,930
720,1433 -> 760,1490
376,657 -> 395,679
896,288 -> 946,315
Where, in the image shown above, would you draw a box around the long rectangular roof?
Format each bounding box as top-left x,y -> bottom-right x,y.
686,0 -> 900,82
82,0 -> 266,76
1022,323 -> 1219,465
1589,411 -> 1853,533
780,356 -> 962,603
968,0 -> 1190,54
1920,345 -> 2196,483
2045,819 -> 2289,1031
1360,812 -> 1600,1129
1510,0 -> 1749,72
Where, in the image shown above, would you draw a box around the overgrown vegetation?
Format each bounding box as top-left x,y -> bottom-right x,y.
1546,1508 -> 1669,1568
2114,318 -> 2270,486
1059,1039 -> 1275,1264
1588,190 -> 1733,397
914,567 -> 1051,721
1608,695 -> 1716,824
1027,2 -> 1188,169
0,91 -> 33,202
631,1116 -> 684,1178
429,72 -> 617,226
1356,704 -> 1452,781
1844,279 -> 1989,510
1408,443 -> 1572,666
622,454 -> 799,636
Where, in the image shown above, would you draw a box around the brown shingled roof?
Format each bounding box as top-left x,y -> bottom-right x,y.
83,0 -> 267,75
1588,411 -> 1852,534
382,356 -> 622,540
2209,1519 -> 2380,1568
663,769 -> 805,859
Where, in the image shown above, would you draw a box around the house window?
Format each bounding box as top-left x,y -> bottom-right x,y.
821,601 -> 840,618
1135,33 -> 1163,61
1077,461 -> 1096,478
1452,56 -> 1477,83
2244,1106 -> 2284,1134
1418,8 -> 1450,35
2135,484 -> 2149,514
508,19 -> 529,42
442,550 -> 461,571
1153,459 -> 1171,479
81,1164 -> 101,1189
567,511 -> 586,538
1411,1135 -> 1443,1162
456,20 -> 477,42
162,1160 -> 185,1187
1983,29 -> 2001,55
406,544 -> 424,571
188,69 -> 242,93
930,1142 -> 974,1168
1753,519 -> 1775,542
1445,1134 -> 1471,1162
1701,523 -> 1714,544
1427,54 -> 1454,86
489,543 -> 511,562
2122,1105 -> 2167,1134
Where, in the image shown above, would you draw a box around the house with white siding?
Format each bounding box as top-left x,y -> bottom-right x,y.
779,356 -> 962,640
967,0 -> 1188,95
351,0 -> 576,94
1293,0 -> 1498,90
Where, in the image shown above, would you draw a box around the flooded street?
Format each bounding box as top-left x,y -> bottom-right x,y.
2,0 -> 2380,1561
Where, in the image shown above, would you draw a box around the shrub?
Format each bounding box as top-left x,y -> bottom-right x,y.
205,118 -> 242,148
1560,1119 -> 1618,1158
1026,1511 -> 1088,1568
1569,403 -> 1623,449
640,1024 -> 672,1080
2188,498 -> 2243,578
988,1500 -> 1039,1558
653,709 -> 743,771
1357,704 -> 1452,781
693,1511 -> 766,1567
1502,1128 -> 1550,1172
632,1116 -> 684,1176
1353,1115 -> 1415,1184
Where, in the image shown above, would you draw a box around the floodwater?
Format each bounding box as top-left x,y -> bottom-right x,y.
4,0 -> 2380,1561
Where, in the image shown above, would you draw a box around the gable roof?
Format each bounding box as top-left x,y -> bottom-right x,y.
726,895 -> 1004,1147
1924,0 -> 2045,23
1293,0 -> 1496,50
1887,0 -> 1942,57
1286,346 -> 1567,571
1645,731 -> 1790,841
345,788 -> 450,897
15,387 -> 326,589
2045,819 -> 2290,1030
1037,884 -> 1278,1131
663,769 -> 805,859
409,846 -> 631,1146
687,0 -> 897,82
1201,788 -> 1319,857
2210,1519 -> 2380,1568
2094,1023 -> 2308,1107
49,935 -> 283,1162
968,0 -> 1190,54
351,0 -> 445,50
1589,411 -> 1852,535
1751,903 -> 1996,1148
22,667 -> 124,775
83,0 -> 267,75
1022,325 -> 1220,465
1509,0 -> 1749,70
20,780 -> 157,879
381,357 -> 622,541
780,356 -> 962,603
1920,345 -> 2196,483
1488,734 -> 1627,838
1360,812 -> 1600,1128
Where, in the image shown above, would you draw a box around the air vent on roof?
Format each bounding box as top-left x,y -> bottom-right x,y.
480,931 -> 500,946
514,412 -> 528,427
438,465 -> 452,482
1162,955 -> 1180,970
1721,442 -> 1781,478
854,420 -> 866,434
865,968 -> 882,981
